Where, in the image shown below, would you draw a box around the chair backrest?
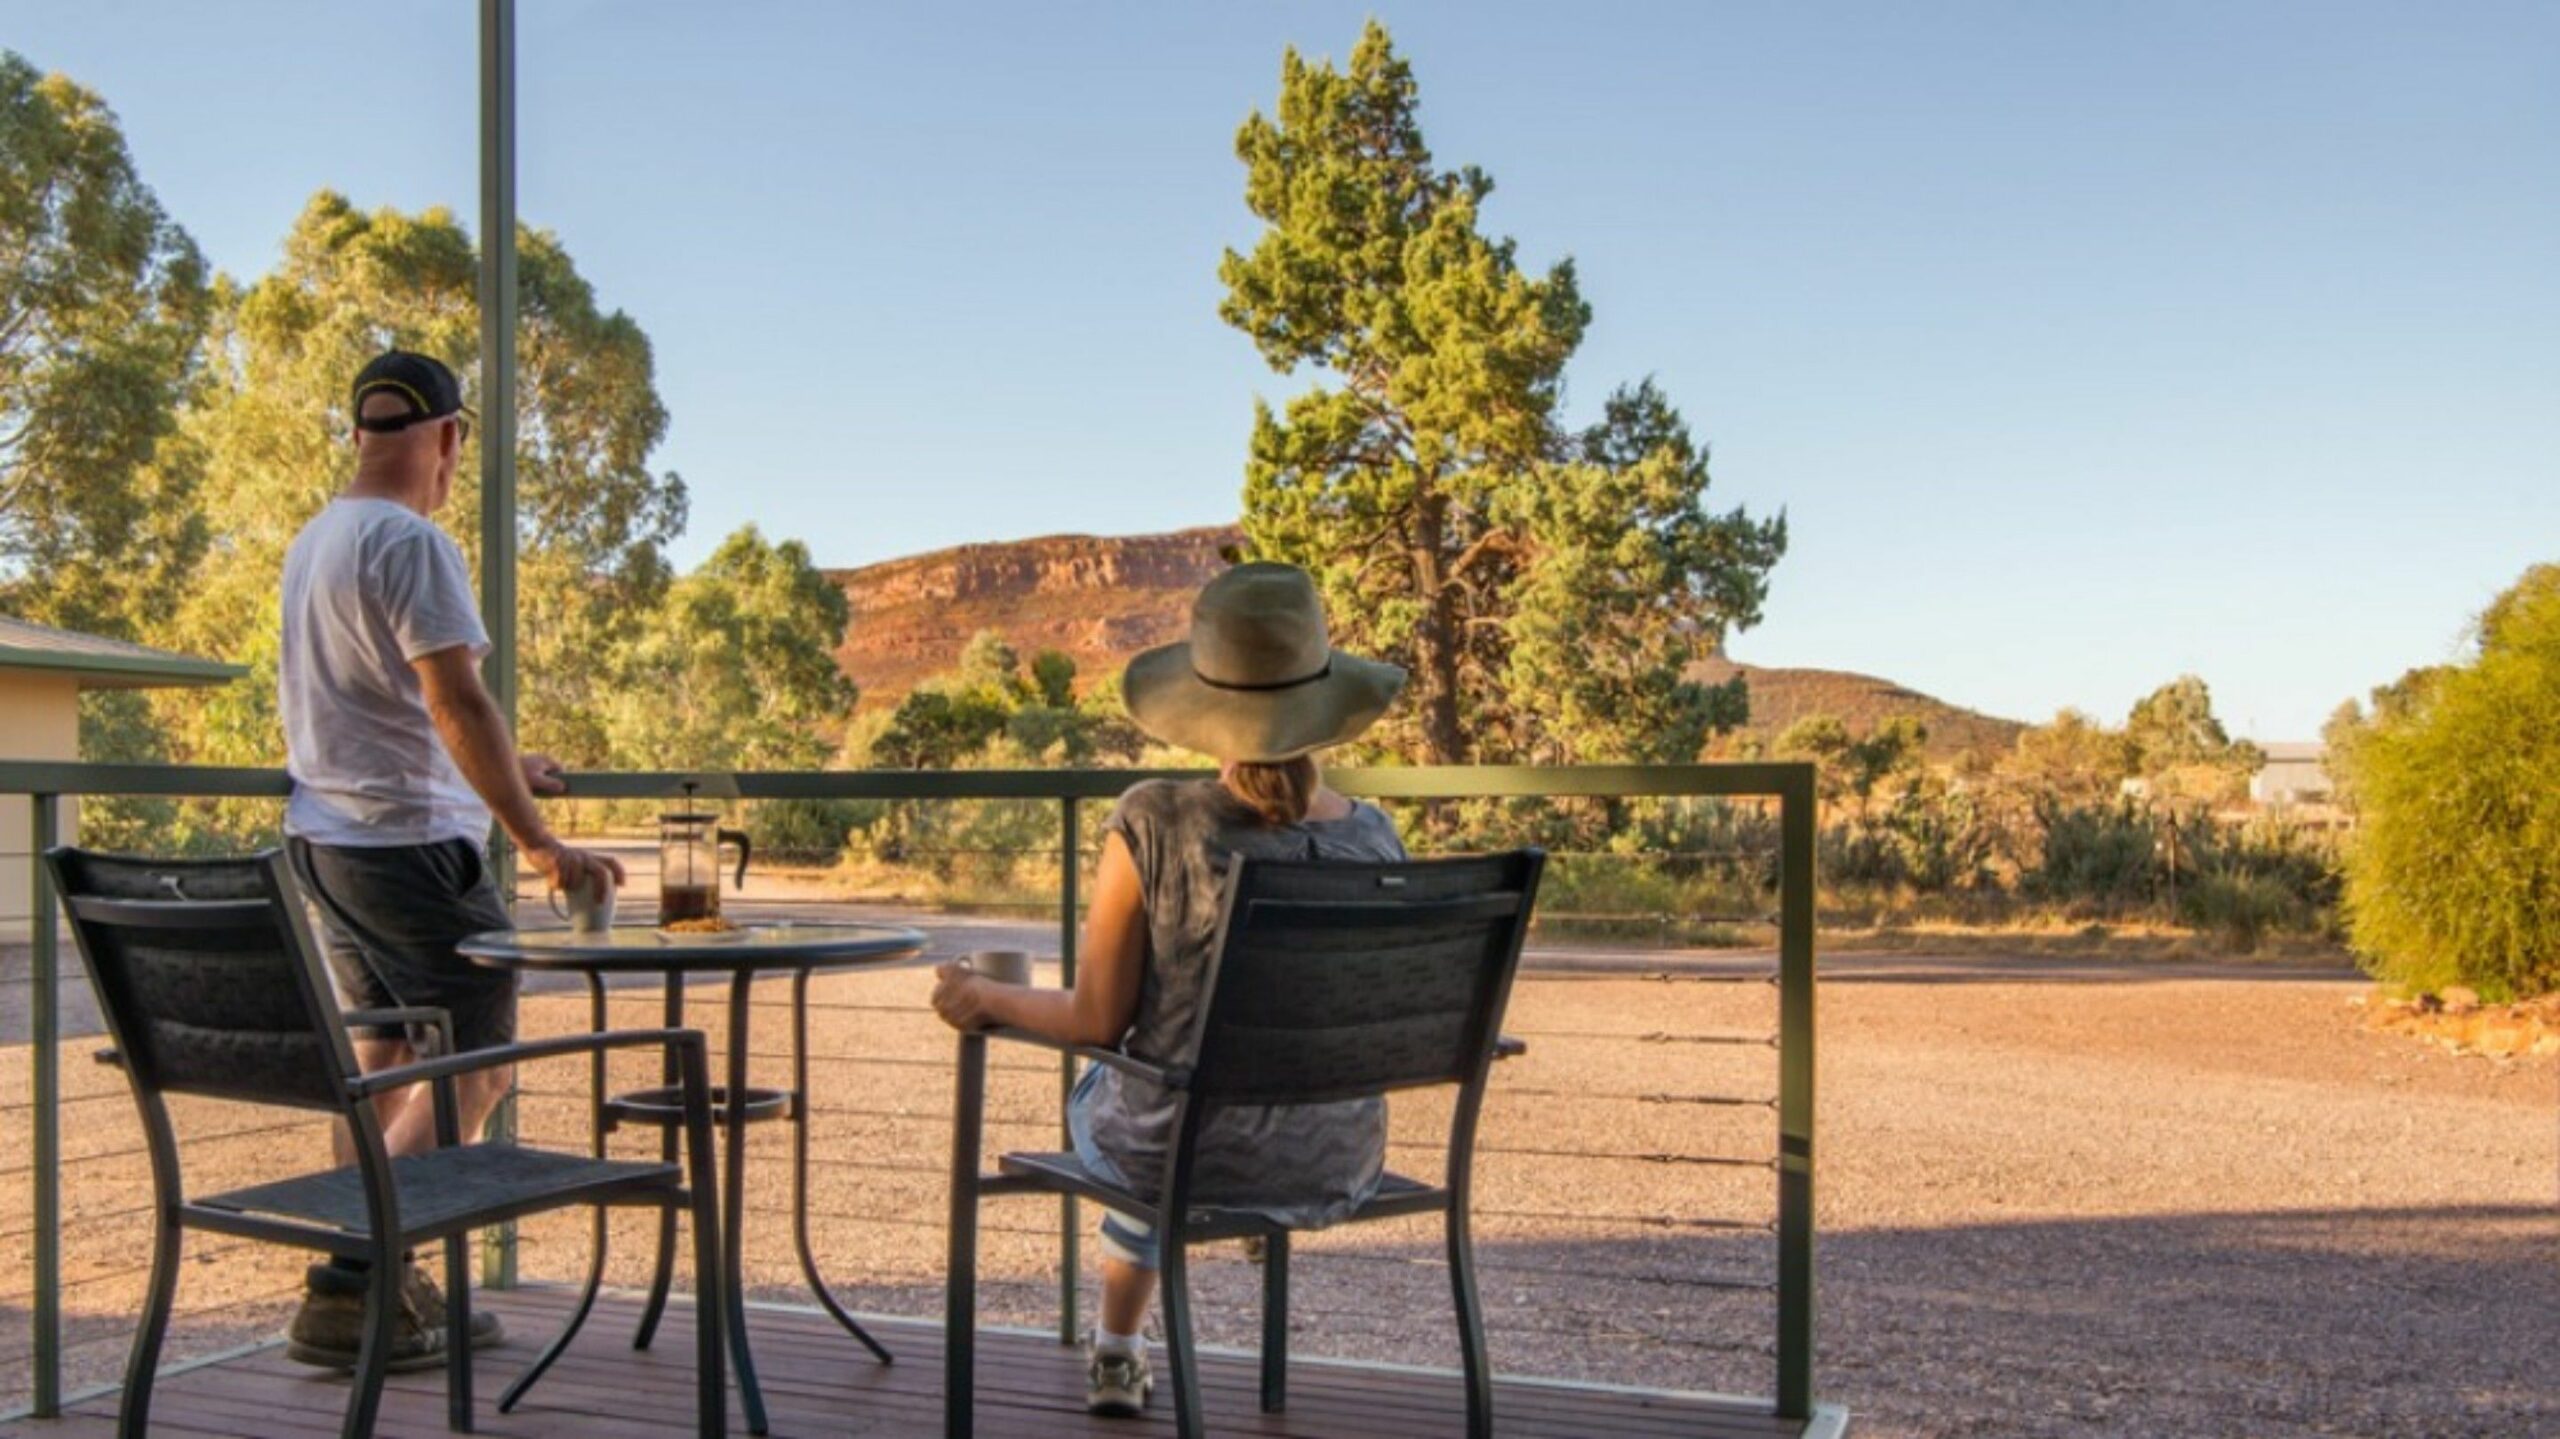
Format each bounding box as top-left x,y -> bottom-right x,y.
45,848 -> 360,1113
1182,849 -> 1545,1108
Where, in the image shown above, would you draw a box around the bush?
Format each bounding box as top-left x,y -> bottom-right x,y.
2188,815 -> 2341,918
2179,872 -> 2296,954
2000,797 -> 2339,945
2339,567 -> 2560,999
1534,852 -> 1763,945
2024,799 -> 2161,907
1879,787 -> 1999,893
745,798 -> 865,865
1820,823 -> 1909,890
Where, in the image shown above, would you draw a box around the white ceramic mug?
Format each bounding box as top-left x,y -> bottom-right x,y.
548,871 -> 617,934
964,949 -> 1034,986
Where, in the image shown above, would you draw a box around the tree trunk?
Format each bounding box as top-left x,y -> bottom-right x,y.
1410,492 -> 1467,767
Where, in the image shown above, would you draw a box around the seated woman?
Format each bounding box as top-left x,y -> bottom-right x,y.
930,562 -> 1408,1419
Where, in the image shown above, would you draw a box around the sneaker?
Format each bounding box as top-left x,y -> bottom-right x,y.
1086,1343 -> 1153,1418
404,1265 -> 505,1351
285,1263 -> 448,1373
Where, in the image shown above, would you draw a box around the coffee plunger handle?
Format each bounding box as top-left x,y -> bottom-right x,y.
720,828 -> 752,891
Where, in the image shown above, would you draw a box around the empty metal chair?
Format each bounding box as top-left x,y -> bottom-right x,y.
946,849 -> 1545,1439
46,847 -> 729,1439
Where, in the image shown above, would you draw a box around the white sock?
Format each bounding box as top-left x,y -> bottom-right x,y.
1096,1325 -> 1145,1359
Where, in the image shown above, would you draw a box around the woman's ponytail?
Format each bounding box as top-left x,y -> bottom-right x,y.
1225,756 -> 1318,826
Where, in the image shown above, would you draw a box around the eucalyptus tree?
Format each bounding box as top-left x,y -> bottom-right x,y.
0,52 -> 209,634
158,193 -> 687,770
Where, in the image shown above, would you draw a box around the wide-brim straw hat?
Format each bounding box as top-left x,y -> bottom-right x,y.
1123,563 -> 1406,762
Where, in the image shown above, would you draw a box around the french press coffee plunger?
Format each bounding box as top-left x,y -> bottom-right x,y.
657,781 -> 751,926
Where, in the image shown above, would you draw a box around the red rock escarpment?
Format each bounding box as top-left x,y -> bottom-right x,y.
827,526 -> 1240,704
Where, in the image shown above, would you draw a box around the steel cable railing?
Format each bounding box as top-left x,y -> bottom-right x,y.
1316,1248 -> 1778,1293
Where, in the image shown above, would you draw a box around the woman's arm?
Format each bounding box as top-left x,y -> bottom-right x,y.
930,830 -> 1147,1048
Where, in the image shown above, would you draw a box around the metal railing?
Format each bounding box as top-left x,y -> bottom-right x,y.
1,759 -> 1820,1426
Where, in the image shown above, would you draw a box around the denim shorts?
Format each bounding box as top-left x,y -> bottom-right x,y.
1068,1065 -> 1161,1269
286,837 -> 517,1053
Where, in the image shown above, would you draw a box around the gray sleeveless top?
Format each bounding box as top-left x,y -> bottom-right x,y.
1069,778 -> 1405,1225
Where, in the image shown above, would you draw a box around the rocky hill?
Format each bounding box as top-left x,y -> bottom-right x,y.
826,527 -> 2025,762
826,526 -> 1239,703
1693,656 -> 2027,763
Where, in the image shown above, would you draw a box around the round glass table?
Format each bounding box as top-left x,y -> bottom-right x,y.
461,920 -> 929,1436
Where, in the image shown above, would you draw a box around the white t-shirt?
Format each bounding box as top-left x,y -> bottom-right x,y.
280,497 -> 494,847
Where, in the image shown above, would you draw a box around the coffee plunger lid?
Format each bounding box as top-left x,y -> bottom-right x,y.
662,780 -> 718,825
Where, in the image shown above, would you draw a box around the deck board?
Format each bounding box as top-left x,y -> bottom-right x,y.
1,1288 -> 1809,1438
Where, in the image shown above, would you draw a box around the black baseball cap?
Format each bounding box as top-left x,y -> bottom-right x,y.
351,350 -> 475,433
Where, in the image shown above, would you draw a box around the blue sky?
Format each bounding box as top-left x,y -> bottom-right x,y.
13,2 -> 2556,738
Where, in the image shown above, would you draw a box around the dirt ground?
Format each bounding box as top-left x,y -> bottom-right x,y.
1,851 -> 2549,1437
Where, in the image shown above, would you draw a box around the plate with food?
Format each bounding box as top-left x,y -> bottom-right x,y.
656,916 -> 751,943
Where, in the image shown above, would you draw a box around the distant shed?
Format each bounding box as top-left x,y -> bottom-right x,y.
2249,741 -> 2333,808
0,616 -> 243,939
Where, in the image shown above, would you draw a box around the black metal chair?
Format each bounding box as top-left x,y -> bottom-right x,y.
45,847 -> 730,1439
945,849 -> 1546,1439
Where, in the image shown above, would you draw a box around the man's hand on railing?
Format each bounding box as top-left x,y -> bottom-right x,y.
519,752 -> 569,795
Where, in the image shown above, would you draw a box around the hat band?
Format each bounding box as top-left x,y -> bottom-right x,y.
1192,657 -> 1332,693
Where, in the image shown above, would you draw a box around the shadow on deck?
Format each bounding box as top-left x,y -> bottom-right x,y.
0,1287 -> 1843,1438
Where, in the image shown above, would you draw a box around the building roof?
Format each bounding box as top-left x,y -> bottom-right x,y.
0,615 -> 245,690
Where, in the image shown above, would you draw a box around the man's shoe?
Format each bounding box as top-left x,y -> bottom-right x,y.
1086,1343 -> 1153,1418
284,1263 -> 449,1373
404,1264 -> 504,1351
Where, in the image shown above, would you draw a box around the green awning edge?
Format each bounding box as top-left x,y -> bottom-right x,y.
0,646 -> 247,690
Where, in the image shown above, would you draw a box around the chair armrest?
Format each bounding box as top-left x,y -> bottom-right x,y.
980,1025 -> 1186,1090
347,1027 -> 707,1098
1495,1034 -> 1526,1060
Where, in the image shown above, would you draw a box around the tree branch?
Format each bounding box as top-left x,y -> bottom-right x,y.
1446,527 -> 1518,581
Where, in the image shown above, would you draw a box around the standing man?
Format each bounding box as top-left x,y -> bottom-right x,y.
277,349 -> 625,1371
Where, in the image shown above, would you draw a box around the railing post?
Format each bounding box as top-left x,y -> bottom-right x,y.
1056,796 -> 1081,1345
477,0 -> 522,1295
1774,766 -> 1817,1421
30,792 -> 62,1416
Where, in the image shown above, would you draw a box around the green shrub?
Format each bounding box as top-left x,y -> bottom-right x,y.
2024,799 -> 2160,906
1879,787 -> 1999,893
2179,871 -> 2296,954
1820,823 -> 1908,890
1535,853 -> 1763,941
745,798 -> 865,865
2187,815 -> 2341,916
2339,567 -> 2560,999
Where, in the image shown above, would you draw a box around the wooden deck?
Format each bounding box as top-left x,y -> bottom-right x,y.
0,1287 -> 1835,1438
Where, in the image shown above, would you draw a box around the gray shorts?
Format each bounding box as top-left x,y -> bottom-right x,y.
286,837 -> 517,1053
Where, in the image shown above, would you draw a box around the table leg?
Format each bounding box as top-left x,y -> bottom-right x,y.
634,973 -> 684,1351
725,970 -> 770,1435
790,966 -> 894,1363
502,973 -> 614,1413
